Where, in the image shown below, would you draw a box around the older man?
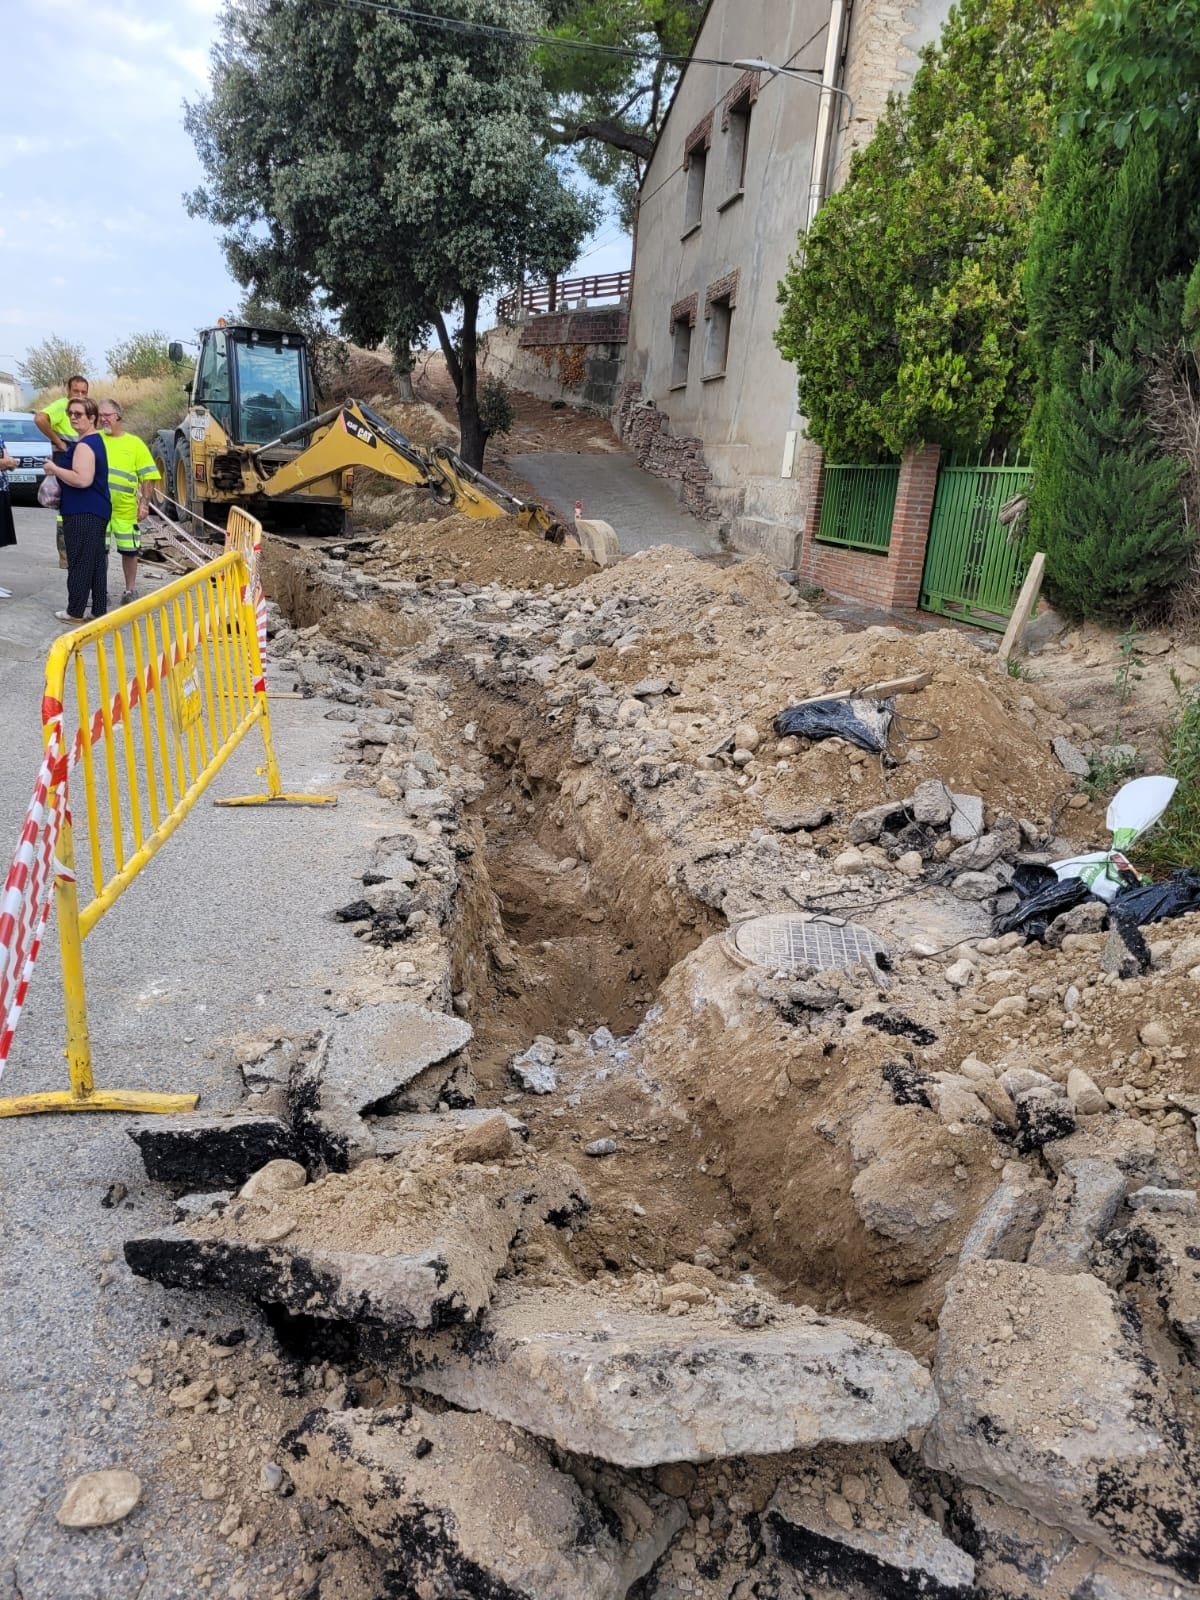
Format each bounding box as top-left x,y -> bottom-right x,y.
98,399 -> 159,604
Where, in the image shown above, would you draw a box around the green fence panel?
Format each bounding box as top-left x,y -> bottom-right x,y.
920,465 -> 1031,631
817,464 -> 899,553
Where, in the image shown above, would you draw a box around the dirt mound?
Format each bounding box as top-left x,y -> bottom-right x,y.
347,513 -> 597,589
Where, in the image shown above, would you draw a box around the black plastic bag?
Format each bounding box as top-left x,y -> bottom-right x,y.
1111,868 -> 1200,928
993,870 -> 1098,941
773,697 -> 893,754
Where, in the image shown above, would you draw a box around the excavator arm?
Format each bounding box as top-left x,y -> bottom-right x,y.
249,400 -> 568,542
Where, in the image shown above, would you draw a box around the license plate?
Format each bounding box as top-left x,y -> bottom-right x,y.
10,469 -> 37,484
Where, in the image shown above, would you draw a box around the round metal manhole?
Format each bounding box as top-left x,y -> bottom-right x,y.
725,913 -> 888,976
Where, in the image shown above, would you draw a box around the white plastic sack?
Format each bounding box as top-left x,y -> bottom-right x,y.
1050,775 -> 1177,902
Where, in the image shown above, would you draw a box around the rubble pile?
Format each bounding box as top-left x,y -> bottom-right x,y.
117,536 -> 1200,1599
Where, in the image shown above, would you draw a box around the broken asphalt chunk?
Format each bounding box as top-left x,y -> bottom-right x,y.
283,1404 -> 685,1600
405,1286 -> 937,1467
290,1001 -> 474,1170
129,1112 -> 297,1191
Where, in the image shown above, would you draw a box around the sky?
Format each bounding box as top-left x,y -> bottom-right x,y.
0,0 -> 631,391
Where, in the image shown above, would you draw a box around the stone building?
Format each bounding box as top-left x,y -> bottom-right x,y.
619,0 -> 954,565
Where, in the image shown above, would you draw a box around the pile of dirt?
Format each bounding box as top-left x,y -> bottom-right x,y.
344,513 -> 597,588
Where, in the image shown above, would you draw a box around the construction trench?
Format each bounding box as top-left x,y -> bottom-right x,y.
109,494 -> 1200,1600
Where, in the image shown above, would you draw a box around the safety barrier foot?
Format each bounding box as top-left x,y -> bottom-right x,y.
0,1087 -> 201,1118
214,793 -> 339,808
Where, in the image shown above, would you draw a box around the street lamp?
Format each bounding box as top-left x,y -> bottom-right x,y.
731,58 -> 855,124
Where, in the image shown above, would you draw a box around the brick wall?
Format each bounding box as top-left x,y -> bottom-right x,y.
796,443 -> 940,610
518,306 -> 629,348
613,382 -> 720,521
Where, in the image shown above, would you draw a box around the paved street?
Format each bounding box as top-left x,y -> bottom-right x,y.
510,450 -> 723,556
0,506 -> 390,1597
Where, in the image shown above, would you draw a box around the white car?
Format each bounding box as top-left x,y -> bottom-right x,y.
0,411 -> 53,502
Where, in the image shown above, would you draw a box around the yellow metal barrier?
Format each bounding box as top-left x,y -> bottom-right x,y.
0,543 -> 335,1118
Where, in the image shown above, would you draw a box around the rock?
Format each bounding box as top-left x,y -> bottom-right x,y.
925,1260 -> 1200,1580
370,1108 -> 528,1159
585,1138 -> 617,1157
56,1469 -> 142,1528
949,793 -> 985,843
1045,901 -> 1108,946
848,803 -> 905,845
998,1066 -> 1056,1098
944,959 -> 976,988
912,780 -> 954,827
616,697 -> 646,726
1052,736 -> 1091,777
987,994 -> 1027,1019
734,721 -> 761,751
952,871 -> 1002,900
1067,1068 -> 1108,1117
407,1287 -> 936,1467
240,1159 -> 307,1199
1139,1019 -> 1171,1050
509,1041 -> 558,1095
125,1155 -> 586,1332
895,850 -> 925,879
948,832 -> 1012,872
849,1105 -> 963,1245
1101,921 -> 1150,979
1027,1158 -> 1126,1272
973,1075 -> 1020,1131
958,1174 -> 1048,1263
766,1451 -> 975,1598
284,1404 -> 685,1600
630,677 -> 674,698
764,805 -> 832,833
834,847 -> 868,875
1108,1212 -> 1200,1358
130,1113 -> 297,1192
928,1078 -> 991,1128
1127,1185 -> 1196,1214
290,1003 -> 474,1170
1015,1086 -> 1076,1153
451,1115 -> 514,1165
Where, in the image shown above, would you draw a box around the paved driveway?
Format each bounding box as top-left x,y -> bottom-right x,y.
509,451 -> 723,557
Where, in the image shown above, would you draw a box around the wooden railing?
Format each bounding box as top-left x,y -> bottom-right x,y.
497,270 -> 632,322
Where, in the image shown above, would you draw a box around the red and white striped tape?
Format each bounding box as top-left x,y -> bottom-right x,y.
0,741 -> 69,1072
0,564 -> 262,1071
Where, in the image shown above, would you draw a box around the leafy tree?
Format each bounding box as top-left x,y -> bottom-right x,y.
19,335 -> 91,391
105,330 -> 187,380
1060,0 -> 1200,147
1024,0 -> 1200,620
538,0 -> 706,223
1027,338 -> 1187,620
774,0 -> 1072,461
186,0 -> 595,467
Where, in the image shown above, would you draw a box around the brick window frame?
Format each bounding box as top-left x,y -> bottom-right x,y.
703,272 -> 738,381
681,113 -> 713,236
719,72 -> 759,206
670,294 -> 698,332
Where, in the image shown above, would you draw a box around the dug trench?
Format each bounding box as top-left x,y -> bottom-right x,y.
118,533 -> 1200,1600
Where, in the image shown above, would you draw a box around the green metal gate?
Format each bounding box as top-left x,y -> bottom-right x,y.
919,453 -> 1033,631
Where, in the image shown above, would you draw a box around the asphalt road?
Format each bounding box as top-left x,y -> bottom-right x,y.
0,505 -> 392,1597
509,451 -> 723,556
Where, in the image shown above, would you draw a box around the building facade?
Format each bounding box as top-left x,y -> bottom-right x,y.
620,0 -> 954,564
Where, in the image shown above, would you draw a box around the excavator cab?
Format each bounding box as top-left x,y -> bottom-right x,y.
191,326 -> 315,447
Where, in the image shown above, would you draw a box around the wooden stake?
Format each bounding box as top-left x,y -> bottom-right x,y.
998,552 -> 1045,665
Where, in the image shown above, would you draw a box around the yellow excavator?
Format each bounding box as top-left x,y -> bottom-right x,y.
152,322 -> 567,541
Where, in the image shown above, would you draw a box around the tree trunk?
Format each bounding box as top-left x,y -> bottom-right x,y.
392,341 -> 416,402
455,292 -> 488,469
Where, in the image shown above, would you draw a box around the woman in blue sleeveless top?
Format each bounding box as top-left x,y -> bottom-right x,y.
42,396 -> 111,621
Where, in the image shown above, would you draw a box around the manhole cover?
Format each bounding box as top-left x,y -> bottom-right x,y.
725,913 -> 888,975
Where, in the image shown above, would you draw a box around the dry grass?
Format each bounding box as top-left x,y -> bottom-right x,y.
31,372 -> 188,444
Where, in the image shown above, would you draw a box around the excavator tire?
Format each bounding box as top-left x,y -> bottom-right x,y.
173,441 -> 193,525
152,437 -> 177,521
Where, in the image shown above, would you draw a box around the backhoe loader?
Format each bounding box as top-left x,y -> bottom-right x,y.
152,322 -> 567,541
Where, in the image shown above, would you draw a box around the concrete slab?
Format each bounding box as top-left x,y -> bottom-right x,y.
509,451 -> 723,557
408,1286 -> 938,1467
